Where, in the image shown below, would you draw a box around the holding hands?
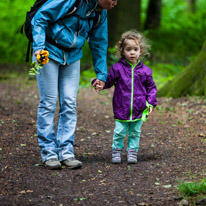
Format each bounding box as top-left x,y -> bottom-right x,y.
92,79 -> 105,93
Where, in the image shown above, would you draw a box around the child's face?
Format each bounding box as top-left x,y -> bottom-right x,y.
98,0 -> 118,10
122,39 -> 142,66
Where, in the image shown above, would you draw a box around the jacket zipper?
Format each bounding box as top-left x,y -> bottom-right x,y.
129,60 -> 140,121
130,65 -> 134,121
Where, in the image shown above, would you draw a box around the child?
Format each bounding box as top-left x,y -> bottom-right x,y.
93,30 -> 158,164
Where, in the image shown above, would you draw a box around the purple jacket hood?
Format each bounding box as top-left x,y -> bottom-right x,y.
104,58 -> 158,121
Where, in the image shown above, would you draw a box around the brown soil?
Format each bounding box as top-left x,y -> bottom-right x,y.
0,65 -> 206,206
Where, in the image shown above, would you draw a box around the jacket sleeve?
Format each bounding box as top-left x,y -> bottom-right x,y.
104,65 -> 118,89
145,73 -> 158,108
31,0 -> 76,52
88,10 -> 108,82
91,65 -> 117,88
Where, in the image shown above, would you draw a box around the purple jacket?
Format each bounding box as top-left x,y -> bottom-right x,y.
104,58 -> 158,121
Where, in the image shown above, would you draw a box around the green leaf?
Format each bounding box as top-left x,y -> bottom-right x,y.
34,164 -> 41,167
73,197 -> 87,201
163,184 -> 172,188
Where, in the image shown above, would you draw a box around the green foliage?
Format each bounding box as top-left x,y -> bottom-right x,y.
79,68 -> 96,88
0,0 -> 206,90
29,61 -> 42,76
0,0 -> 34,63
141,0 -> 206,63
144,60 -> 185,89
177,179 -> 206,197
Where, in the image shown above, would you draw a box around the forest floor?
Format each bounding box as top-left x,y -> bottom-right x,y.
0,64 -> 206,206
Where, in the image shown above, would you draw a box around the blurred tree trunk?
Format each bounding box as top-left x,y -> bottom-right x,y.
144,0 -> 162,30
187,0 -> 196,13
158,40 -> 206,97
107,0 -> 141,47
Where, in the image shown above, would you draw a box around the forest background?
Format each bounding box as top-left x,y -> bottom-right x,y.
0,0 -> 206,93
0,1 -> 206,205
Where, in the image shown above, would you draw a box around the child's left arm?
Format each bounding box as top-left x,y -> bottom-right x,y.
145,75 -> 158,108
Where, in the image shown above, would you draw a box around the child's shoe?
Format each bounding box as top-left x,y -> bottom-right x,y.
127,149 -> 137,164
111,148 -> 122,163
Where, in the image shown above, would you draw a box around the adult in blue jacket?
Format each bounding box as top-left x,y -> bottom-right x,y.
31,0 -> 118,169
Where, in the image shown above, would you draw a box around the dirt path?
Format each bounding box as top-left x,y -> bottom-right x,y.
0,71 -> 206,206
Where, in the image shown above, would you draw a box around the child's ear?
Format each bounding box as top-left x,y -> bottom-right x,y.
140,48 -> 143,55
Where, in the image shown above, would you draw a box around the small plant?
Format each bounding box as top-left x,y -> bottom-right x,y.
177,179 -> 206,197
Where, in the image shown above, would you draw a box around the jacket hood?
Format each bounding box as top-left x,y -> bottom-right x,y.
117,58 -> 144,69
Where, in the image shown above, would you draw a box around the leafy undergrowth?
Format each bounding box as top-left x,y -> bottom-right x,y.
177,179 -> 206,206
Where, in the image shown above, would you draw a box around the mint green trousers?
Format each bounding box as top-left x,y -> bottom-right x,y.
112,120 -> 143,152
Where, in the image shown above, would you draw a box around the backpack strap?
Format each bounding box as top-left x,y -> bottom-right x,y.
26,40 -> 33,62
92,10 -> 102,29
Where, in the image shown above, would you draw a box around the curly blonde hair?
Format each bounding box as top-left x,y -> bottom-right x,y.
116,30 -> 151,59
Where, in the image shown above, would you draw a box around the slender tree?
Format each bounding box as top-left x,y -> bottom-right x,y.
144,0 -> 162,30
107,0 -> 141,47
158,39 -> 206,97
187,0 -> 196,13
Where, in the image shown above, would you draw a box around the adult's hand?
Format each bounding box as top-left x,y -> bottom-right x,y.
34,50 -> 42,57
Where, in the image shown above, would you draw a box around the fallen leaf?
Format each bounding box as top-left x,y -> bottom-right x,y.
162,184 -> 172,188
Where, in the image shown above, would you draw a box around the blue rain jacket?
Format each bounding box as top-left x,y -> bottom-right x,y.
31,0 -> 108,82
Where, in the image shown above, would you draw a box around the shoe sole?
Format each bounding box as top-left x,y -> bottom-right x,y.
127,161 -> 137,164
111,160 -> 121,164
45,164 -> 62,170
62,161 -> 82,169
66,164 -> 82,169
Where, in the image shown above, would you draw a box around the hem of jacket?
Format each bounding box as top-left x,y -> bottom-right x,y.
47,48 -> 83,65
114,101 -> 154,123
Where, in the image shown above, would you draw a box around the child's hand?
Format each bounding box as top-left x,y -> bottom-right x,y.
95,84 -> 104,92
149,107 -> 153,114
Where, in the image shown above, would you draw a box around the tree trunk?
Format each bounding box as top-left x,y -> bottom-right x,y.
158,40 -> 206,97
187,0 -> 196,13
107,0 -> 141,47
144,0 -> 162,30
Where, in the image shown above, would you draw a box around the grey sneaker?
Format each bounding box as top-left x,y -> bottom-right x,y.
44,158 -> 62,170
127,149 -> 137,164
61,157 -> 82,169
111,148 -> 122,164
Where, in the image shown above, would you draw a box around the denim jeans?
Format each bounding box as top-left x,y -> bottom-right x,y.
35,58 -> 80,162
112,120 -> 143,152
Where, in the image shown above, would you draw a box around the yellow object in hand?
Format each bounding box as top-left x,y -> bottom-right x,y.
36,50 -> 49,65
29,50 -> 49,76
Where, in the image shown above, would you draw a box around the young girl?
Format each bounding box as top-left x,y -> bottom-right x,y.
93,30 -> 158,164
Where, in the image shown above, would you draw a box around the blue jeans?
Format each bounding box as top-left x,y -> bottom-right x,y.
112,120 -> 143,152
35,58 -> 80,162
